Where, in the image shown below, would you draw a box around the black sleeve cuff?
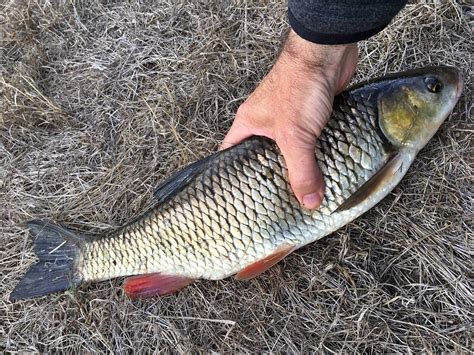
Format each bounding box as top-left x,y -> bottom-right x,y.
288,8 -> 391,45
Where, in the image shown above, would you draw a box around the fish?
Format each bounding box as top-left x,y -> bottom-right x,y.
10,66 -> 462,300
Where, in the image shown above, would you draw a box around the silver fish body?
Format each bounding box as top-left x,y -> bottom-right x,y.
10,66 -> 462,300
80,91 -> 397,282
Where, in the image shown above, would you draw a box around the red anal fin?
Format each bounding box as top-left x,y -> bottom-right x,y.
235,244 -> 295,281
123,273 -> 194,299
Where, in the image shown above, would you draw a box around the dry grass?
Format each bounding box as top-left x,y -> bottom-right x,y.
1,0 -> 472,352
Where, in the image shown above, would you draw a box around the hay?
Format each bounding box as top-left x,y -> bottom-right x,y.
1,0 -> 472,352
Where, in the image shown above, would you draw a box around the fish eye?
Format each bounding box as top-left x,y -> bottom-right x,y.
424,76 -> 442,93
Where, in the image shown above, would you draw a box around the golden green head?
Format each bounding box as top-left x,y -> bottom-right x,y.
363,66 -> 463,150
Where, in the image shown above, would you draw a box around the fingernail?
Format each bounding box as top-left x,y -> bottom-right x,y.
302,192 -> 321,209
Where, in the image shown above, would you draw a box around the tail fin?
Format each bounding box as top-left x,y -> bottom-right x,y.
10,220 -> 84,300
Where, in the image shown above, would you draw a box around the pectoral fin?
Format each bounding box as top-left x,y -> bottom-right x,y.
334,152 -> 403,213
123,273 -> 194,299
235,244 -> 295,281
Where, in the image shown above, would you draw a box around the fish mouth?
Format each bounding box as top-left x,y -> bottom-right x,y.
455,73 -> 464,101
443,65 -> 463,101
443,66 -> 463,112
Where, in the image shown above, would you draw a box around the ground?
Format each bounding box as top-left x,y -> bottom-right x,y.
0,0 -> 472,352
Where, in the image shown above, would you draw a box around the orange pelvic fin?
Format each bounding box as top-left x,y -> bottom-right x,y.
123,273 -> 194,299
235,244 -> 295,281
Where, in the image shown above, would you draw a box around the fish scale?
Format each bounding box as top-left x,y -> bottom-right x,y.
77,89 -> 389,282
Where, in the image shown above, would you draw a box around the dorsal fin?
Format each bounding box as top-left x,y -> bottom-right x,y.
153,154 -> 217,205
334,152 -> 403,213
152,136 -> 275,206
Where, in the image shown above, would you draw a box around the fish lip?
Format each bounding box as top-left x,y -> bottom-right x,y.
447,66 -> 463,100
455,74 -> 464,100
445,67 -> 463,112
434,66 -> 463,112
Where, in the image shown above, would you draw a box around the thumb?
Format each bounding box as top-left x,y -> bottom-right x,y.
278,139 -> 325,209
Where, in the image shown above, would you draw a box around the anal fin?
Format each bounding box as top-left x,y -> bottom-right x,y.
235,244 -> 295,281
123,273 -> 194,299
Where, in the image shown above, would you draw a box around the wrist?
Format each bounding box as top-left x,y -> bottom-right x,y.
278,30 -> 357,89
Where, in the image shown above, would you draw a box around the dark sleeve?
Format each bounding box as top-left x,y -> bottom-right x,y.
288,0 -> 408,45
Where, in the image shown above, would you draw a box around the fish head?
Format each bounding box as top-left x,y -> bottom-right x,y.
376,66 -> 462,150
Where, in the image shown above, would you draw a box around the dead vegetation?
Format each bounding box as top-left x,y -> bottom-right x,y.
1,0 -> 472,352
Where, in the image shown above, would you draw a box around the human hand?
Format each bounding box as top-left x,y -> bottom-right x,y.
221,29 -> 358,209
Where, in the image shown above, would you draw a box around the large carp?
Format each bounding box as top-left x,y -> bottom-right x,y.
10,66 -> 462,300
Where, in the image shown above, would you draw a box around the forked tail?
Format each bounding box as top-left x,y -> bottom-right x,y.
10,220 -> 84,300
